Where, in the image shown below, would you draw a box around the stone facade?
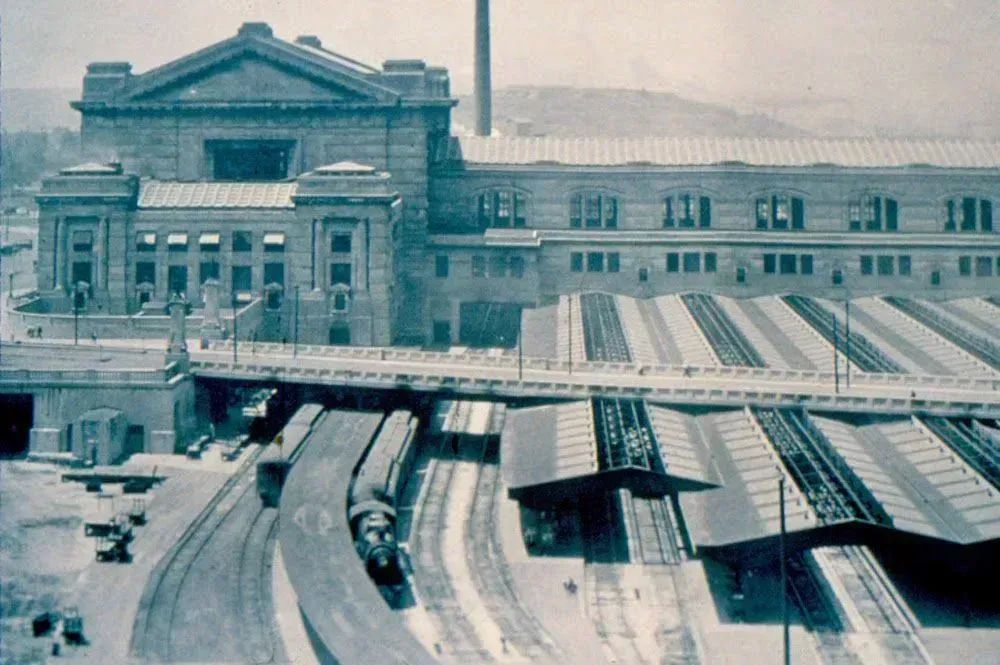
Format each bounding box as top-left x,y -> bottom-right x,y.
28,22 -> 1000,347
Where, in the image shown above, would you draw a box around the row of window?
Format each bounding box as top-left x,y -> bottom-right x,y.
957,255 -> 1000,277
762,253 -> 814,275
859,255 -> 913,276
135,261 -> 354,292
132,231 -> 356,254
471,189 -> 995,232
666,252 -> 718,274
570,251 -> 621,273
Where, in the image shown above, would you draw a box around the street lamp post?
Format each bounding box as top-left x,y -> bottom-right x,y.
517,310 -> 524,381
832,310 -> 840,394
779,476 -> 790,665
232,296 -> 239,364
844,298 -> 851,389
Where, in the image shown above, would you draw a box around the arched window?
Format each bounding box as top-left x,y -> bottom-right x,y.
569,192 -> 618,229
848,194 -> 898,231
944,196 -> 993,232
663,193 -> 711,228
477,189 -> 527,229
754,193 -> 805,230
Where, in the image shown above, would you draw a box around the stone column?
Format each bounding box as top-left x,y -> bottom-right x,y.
95,217 -> 107,290
54,217 -> 65,290
312,218 -> 323,291
199,278 -> 223,342
167,294 -> 188,354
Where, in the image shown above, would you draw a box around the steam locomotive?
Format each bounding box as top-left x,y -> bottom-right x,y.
347,409 -> 419,584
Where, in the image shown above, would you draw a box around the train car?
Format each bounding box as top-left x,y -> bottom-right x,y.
347,409 -> 419,584
257,403 -> 325,507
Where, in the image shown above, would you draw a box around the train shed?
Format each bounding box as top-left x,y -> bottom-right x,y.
501,398 -> 716,507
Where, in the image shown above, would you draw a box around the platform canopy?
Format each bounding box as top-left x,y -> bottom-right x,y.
502,399 -> 716,508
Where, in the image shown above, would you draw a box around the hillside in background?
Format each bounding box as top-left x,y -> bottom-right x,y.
1,88 -> 78,131
454,86 -> 809,138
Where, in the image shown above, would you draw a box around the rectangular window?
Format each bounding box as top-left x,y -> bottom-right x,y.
488,255 -> 507,278
773,195 -> 789,229
199,232 -> 221,253
791,197 -> 805,229
514,193 -> 527,228
232,265 -> 252,292
666,252 -> 680,273
587,252 -> 604,272
585,194 -> 602,228
433,320 -> 451,345
495,191 -> 512,227
699,196 -> 712,228
975,256 -> 993,277
232,231 -> 252,252
607,252 -> 620,273
168,265 -> 188,295
72,230 -> 93,252
683,252 -> 701,273
848,203 -> 861,231
931,270 -> 941,286
136,261 -> 156,285
199,261 -> 220,284
264,262 -> 284,286
961,197 -> 977,231
263,232 -> 285,253
510,256 -> 525,278
886,199 -> 899,231
945,200 -> 956,231
982,200 -> 993,232
603,197 -> 618,228
958,256 -> 971,276
167,233 -> 188,252
800,254 -> 814,275
472,255 -> 487,277
779,254 -> 797,274
877,255 -> 894,276
866,196 -> 882,231
330,262 -> 352,286
763,254 -> 776,274
136,232 -> 157,252
570,252 -> 583,273
208,139 -> 290,181
860,255 -> 873,275
570,196 -> 582,228
331,233 -> 352,253
663,198 -> 674,227
736,266 -> 747,284
679,194 -> 695,228
831,268 -> 843,285
704,252 -> 717,273
898,255 -> 912,276
435,255 -> 449,278
638,267 -> 649,282
755,199 -> 769,229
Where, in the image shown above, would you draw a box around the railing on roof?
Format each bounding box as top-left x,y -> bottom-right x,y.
682,293 -> 766,368
752,407 -> 892,526
883,297 -> 999,371
782,295 -> 904,374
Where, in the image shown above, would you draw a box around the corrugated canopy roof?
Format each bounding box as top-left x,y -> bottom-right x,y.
442,136 -> 1000,169
139,181 -> 297,209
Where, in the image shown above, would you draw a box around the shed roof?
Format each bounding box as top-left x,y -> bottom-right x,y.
442,136 -> 1000,169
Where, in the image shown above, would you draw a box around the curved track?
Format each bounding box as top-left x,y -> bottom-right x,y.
130,445 -> 286,663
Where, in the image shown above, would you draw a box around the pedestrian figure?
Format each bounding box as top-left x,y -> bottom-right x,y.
683,365 -> 692,377
910,390 -> 916,399
501,636 -> 508,653
634,588 -> 641,600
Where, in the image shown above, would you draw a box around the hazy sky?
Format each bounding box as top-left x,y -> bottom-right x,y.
2,0 -> 998,134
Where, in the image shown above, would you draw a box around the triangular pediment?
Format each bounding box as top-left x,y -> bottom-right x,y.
119,34 -> 399,105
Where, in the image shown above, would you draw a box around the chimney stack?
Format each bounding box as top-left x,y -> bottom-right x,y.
474,0 -> 492,137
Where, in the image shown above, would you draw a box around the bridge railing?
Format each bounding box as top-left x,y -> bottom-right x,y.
0,366 -> 178,386
202,339 -> 1000,394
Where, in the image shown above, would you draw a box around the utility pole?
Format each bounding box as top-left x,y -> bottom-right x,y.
293,285 -> 300,357
232,297 -> 238,364
517,311 -> 523,381
832,310 -> 839,394
779,476 -> 790,665
844,298 -> 851,388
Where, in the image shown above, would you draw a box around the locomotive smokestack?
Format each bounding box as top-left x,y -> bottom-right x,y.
474,0 -> 492,136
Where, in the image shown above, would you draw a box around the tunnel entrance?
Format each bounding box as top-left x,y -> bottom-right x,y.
0,394 -> 33,457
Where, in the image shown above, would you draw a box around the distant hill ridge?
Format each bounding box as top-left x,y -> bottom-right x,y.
454,85 -> 809,138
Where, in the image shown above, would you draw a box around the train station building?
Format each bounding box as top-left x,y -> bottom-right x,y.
20,21 -> 1000,347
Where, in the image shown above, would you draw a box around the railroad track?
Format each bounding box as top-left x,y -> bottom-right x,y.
593,398 -> 663,472
130,444 -> 286,663
681,293 -> 766,367
625,491 -> 681,566
580,292 -> 633,362
409,427 -> 492,662
466,434 -> 563,663
883,297 -> 1000,371
918,416 -> 1000,491
787,552 -> 862,665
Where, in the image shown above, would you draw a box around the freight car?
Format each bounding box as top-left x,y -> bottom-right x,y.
257,403 -> 325,507
347,409 -> 420,584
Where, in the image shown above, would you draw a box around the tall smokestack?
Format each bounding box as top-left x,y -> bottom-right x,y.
474,0 -> 492,136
